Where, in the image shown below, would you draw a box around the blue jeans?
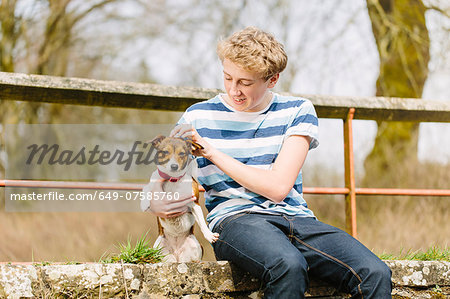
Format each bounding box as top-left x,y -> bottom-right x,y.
212,212 -> 392,298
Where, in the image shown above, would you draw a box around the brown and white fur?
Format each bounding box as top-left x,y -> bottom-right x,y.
141,135 -> 219,262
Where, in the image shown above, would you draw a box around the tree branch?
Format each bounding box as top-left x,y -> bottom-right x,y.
425,5 -> 450,19
71,0 -> 117,27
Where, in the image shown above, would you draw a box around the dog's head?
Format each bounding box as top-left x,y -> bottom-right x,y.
149,135 -> 193,177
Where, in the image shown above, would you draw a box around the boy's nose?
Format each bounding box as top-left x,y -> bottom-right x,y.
230,83 -> 241,96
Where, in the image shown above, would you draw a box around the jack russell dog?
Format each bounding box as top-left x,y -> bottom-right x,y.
141,135 -> 219,262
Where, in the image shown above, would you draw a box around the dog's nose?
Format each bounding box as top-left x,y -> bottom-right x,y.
170,164 -> 179,171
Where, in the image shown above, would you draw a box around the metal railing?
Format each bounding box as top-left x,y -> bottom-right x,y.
1,71 -> 450,238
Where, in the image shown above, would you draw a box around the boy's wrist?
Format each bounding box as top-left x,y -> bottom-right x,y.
204,146 -> 220,162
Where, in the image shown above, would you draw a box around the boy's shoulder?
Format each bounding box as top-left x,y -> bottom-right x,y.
186,94 -> 226,113
272,93 -> 314,110
274,93 -> 311,103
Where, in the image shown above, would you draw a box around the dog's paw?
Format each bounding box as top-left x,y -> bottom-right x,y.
204,232 -> 220,243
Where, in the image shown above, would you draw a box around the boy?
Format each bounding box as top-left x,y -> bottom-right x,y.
149,26 -> 392,298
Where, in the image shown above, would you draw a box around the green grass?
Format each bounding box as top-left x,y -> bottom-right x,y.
101,231 -> 165,264
378,246 -> 449,262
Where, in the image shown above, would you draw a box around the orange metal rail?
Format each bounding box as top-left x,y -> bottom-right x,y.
344,108 -> 357,237
0,180 -> 145,190
3,180 -> 449,197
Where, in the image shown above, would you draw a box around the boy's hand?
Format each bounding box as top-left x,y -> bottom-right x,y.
170,125 -> 214,158
143,179 -> 195,218
170,124 -> 193,139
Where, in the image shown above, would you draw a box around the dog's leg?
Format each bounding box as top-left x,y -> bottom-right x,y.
154,235 -> 177,262
140,183 -> 152,211
191,204 -> 219,243
177,235 -> 203,262
141,172 -> 160,212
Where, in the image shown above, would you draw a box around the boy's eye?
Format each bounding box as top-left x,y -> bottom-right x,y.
224,76 -> 253,86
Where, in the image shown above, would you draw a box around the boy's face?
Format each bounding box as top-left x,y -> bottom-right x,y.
222,59 -> 278,112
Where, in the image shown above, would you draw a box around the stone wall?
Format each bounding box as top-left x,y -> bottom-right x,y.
0,260 -> 448,298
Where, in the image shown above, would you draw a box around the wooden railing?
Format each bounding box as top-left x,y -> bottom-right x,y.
1,71 -> 450,238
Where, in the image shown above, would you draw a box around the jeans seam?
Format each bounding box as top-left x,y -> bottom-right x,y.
282,215 -> 294,242
292,235 -> 364,298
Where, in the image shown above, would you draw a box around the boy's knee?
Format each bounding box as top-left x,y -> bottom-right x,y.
269,253 -> 308,280
264,254 -> 309,295
286,255 -> 308,274
363,260 -> 392,294
368,260 -> 391,282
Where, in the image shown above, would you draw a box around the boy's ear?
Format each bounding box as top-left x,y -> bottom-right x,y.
147,135 -> 165,148
267,73 -> 279,88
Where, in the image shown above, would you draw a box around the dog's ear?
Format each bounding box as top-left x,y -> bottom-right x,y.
182,136 -> 204,150
182,136 -> 193,152
182,136 -> 193,144
147,135 -> 166,148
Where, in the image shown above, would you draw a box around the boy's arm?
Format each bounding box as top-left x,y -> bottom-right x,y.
183,125 -> 310,203
206,135 -> 309,203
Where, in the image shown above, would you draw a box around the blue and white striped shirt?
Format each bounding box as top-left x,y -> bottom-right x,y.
178,93 -> 319,229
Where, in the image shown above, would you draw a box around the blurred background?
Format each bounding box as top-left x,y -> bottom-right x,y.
0,0 -> 449,262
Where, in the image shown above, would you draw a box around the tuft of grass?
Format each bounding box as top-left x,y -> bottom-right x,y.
101,231 -> 165,264
32,261 -> 52,266
378,246 -> 449,262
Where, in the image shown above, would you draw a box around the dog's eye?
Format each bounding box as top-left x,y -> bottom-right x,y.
179,152 -> 186,157
158,150 -> 169,156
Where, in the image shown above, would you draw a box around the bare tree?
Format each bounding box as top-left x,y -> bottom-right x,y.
0,0 -> 119,182
0,0 -> 22,72
0,0 -> 187,183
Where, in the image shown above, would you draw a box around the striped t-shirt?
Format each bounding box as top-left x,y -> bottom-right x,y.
178,92 -> 319,229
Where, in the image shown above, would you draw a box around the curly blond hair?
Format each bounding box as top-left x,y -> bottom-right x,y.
217,27 -> 288,80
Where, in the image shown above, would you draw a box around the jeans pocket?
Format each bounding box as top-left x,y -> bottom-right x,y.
216,212 -> 249,233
